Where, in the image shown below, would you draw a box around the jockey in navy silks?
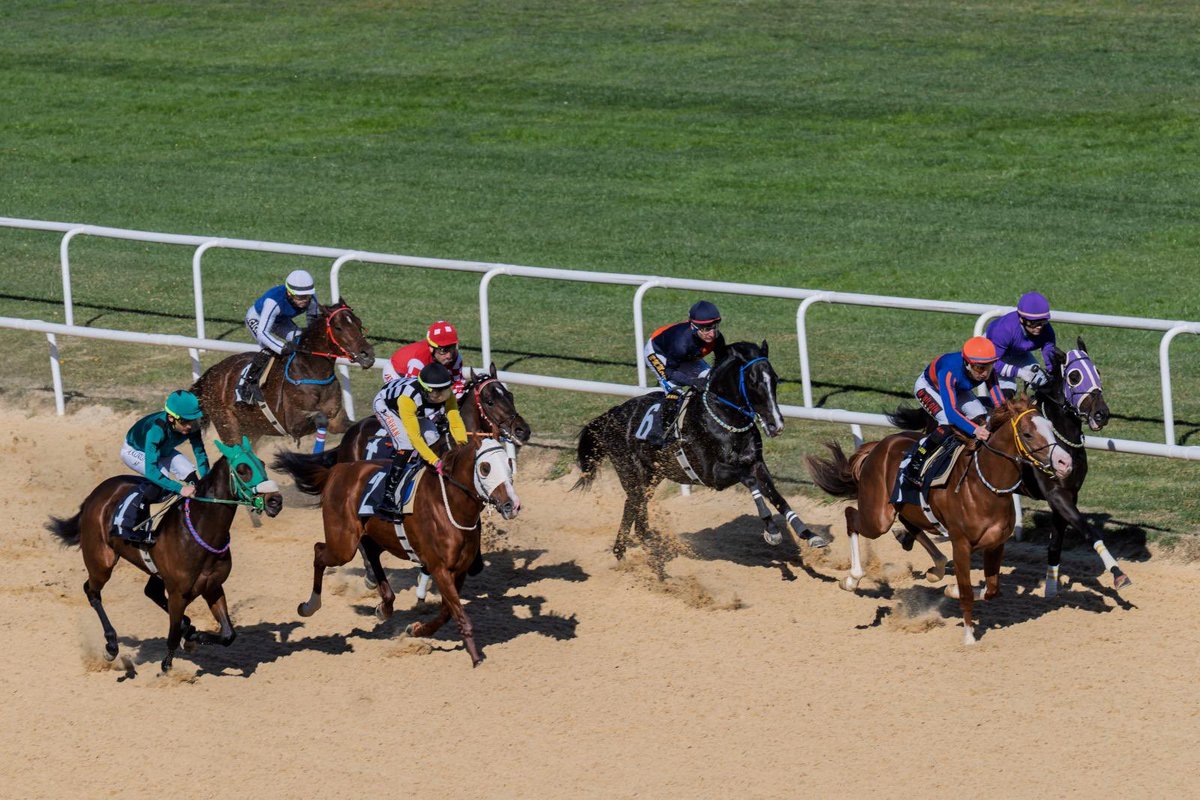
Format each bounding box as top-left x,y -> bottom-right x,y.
986,291 -> 1057,397
903,336 -> 1005,485
239,269 -> 320,404
642,300 -> 725,447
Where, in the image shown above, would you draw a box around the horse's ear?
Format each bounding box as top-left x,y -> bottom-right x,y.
489,361 -> 498,378
1048,347 -> 1066,371
215,439 -> 233,458
713,337 -> 729,363
467,367 -> 476,382
760,339 -> 769,358
1076,336 -> 1088,354
241,435 -> 254,453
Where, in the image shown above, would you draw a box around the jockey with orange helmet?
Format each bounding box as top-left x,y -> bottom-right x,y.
903,337 -> 1005,485
382,320 -> 466,397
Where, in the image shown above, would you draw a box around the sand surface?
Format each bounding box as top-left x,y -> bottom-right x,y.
1,403 -> 1195,799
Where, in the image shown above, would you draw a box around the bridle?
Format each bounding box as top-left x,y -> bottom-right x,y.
284,305 -> 364,386
702,356 -> 772,434
1035,351 -> 1103,450
436,442 -> 515,530
971,408 -> 1057,494
468,376 -> 521,443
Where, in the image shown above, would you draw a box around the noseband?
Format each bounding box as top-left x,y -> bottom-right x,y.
437,443 -> 515,530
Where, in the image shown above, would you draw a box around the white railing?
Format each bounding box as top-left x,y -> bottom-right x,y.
3,216 -> 1200,458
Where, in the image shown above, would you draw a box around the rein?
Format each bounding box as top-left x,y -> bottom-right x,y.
469,377 -> 518,442
970,407 -> 1056,495
183,499 -> 232,555
702,356 -> 768,433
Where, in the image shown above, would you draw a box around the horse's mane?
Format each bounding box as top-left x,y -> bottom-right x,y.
986,395 -> 1035,431
194,453 -> 230,496
720,341 -> 764,364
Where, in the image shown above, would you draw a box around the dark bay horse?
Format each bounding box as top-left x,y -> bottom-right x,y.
889,338 -> 1127,595
807,397 -> 1073,644
279,437 -> 519,666
192,301 -> 375,445
573,340 -> 826,578
46,438 -> 283,673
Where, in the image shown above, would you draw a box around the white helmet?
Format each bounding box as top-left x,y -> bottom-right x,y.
285,269 -> 316,296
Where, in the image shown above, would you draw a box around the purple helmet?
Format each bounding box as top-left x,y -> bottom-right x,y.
1017,291 -> 1051,321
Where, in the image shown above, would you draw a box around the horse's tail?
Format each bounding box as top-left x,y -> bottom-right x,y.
887,403 -> 929,431
272,449 -> 333,497
571,419 -> 607,492
805,441 -> 863,499
45,510 -> 83,548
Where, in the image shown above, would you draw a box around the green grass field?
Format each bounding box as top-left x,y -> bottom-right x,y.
3,1 -> 1200,535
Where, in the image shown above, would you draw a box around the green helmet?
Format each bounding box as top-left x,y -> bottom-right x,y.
165,390 -> 203,420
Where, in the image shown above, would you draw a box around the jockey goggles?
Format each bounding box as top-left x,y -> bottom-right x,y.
691,320 -> 720,333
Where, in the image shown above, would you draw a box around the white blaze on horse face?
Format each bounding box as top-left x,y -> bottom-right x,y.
1031,415 -> 1073,478
475,439 -> 520,517
762,373 -> 784,435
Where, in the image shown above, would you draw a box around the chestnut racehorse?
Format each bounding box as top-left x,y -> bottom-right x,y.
191,301 -> 375,445
46,438 -> 283,672
280,436 -> 519,666
806,397 -> 1073,644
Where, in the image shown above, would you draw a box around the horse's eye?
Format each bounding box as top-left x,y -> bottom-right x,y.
479,462 -> 491,478
1022,431 -> 1032,439
485,398 -> 494,406
1066,369 -> 1084,388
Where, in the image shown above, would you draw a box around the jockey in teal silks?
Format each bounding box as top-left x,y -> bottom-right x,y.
115,390 -> 210,543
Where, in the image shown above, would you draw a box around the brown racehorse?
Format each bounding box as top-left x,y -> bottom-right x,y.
191,301 -> 375,445
280,436 -> 519,666
806,397 -> 1073,645
46,438 -> 283,672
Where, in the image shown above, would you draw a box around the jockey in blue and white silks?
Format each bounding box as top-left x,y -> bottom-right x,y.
238,269 -> 320,404
903,337 -> 1005,485
641,300 -> 725,446
986,291 -> 1057,395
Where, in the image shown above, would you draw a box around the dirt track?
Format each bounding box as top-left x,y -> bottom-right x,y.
1,403 -> 1196,799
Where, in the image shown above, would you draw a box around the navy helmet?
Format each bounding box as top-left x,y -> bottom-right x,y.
688,300 -> 721,326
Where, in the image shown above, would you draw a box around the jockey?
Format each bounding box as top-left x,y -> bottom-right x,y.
116,390 -> 210,543
642,300 -> 726,447
381,320 -> 466,397
372,362 -> 469,521
903,337 -> 1005,485
985,291 -> 1057,396
239,269 -> 320,404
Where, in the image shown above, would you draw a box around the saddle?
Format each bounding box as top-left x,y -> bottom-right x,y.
111,479 -> 169,545
358,462 -> 424,519
892,435 -> 968,512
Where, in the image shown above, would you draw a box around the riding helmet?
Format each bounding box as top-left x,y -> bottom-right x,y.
164,390 -> 204,420
1016,291 -> 1051,321
688,300 -> 721,325
285,269 -> 317,296
417,362 -> 454,393
426,321 -> 459,348
962,336 -> 999,365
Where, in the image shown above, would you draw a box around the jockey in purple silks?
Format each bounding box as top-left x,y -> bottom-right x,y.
985,291 -> 1057,396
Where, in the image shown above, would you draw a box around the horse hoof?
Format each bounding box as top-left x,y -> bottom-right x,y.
944,584 -> 960,600
183,639 -> 198,654
297,601 -> 318,618
925,565 -> 946,583
802,530 -> 830,548
763,529 -> 783,546
103,644 -> 118,662
962,628 -> 977,646
1114,572 -> 1132,591
375,604 -> 391,621
840,576 -> 860,592
364,575 -> 378,590
404,622 -> 419,637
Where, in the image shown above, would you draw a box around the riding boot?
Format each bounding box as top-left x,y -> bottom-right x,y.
115,484 -> 154,544
374,451 -> 410,522
903,425 -> 954,486
237,350 -> 272,405
646,394 -> 677,448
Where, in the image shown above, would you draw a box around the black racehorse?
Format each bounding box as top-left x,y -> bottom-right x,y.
890,337 -> 1129,595
573,339 -> 827,577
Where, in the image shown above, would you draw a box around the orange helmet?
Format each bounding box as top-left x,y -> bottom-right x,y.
962,336 -> 999,365
426,321 -> 459,349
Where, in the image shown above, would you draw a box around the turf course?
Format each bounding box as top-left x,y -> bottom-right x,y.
2,1 -> 1199,537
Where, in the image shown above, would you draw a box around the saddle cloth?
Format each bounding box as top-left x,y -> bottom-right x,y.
357,463 -> 424,518
362,431 -> 396,460
634,390 -> 693,442
111,480 -> 168,543
892,436 -> 968,517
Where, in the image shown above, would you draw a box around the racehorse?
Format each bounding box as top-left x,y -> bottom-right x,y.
191,301 -> 374,446
806,396 -> 1073,644
573,340 -> 826,578
45,438 -> 283,673
277,363 -> 531,470
889,338 -> 1127,595
278,436 -> 519,667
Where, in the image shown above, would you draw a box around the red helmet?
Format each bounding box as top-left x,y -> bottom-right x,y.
962,336 -> 999,365
426,321 -> 459,349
